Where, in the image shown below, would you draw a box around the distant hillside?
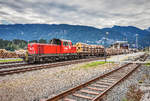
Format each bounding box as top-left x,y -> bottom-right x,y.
146,27 -> 150,32
0,24 -> 150,48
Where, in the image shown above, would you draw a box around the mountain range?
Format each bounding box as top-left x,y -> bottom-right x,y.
0,24 -> 150,48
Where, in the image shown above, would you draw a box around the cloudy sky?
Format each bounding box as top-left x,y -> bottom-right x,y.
0,0 -> 150,29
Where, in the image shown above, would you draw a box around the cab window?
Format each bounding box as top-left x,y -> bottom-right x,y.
63,41 -> 68,46
50,39 -> 61,45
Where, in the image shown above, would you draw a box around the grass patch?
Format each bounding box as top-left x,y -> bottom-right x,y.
0,58 -> 23,63
75,61 -> 114,70
145,61 -> 150,66
122,98 -> 128,101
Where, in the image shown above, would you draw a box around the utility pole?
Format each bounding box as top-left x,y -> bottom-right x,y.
136,34 -> 138,49
104,32 -> 109,62
104,38 -> 106,62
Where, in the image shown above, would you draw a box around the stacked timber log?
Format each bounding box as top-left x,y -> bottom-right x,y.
75,43 -> 89,53
15,49 -> 26,57
75,42 -> 104,56
0,49 -> 25,58
106,48 -> 128,56
106,48 -> 117,56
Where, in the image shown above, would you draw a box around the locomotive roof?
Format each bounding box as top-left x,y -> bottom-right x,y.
51,38 -> 71,42
28,42 -> 54,45
60,39 -> 71,42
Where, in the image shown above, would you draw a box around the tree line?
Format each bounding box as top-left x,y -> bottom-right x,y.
0,39 -> 47,51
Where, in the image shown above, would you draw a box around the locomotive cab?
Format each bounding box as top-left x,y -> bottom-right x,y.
49,38 -> 61,45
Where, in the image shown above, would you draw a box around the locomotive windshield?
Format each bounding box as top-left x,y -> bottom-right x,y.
63,41 -> 68,46
49,38 -> 61,45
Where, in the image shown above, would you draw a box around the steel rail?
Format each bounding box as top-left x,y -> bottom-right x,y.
0,63 -> 28,69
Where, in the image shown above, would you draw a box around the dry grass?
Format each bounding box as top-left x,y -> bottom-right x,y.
124,85 -> 143,101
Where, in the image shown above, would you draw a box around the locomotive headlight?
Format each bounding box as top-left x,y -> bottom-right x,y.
30,47 -> 34,50
69,45 -> 71,49
64,47 -> 68,50
29,44 -> 34,50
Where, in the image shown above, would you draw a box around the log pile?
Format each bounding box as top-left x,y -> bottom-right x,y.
75,42 -> 104,55
0,49 -> 25,58
106,48 -> 126,56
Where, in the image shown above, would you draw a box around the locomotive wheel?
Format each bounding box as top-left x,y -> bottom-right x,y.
52,57 -> 56,62
39,58 -> 43,62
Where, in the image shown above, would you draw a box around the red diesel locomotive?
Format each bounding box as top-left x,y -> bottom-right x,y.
24,38 -> 77,63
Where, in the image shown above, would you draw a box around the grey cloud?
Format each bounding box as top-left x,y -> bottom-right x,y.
45,2 -> 79,12
0,0 -> 150,29
0,1 -> 26,13
0,11 -> 9,15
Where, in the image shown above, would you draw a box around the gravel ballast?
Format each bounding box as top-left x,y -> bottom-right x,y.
0,52 -> 145,101
0,62 -> 119,101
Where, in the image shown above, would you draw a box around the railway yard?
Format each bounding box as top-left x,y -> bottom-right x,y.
0,52 -> 149,101
1,0 -> 150,101
0,0 -> 150,100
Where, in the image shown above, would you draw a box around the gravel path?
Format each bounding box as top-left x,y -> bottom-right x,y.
0,52 -> 145,101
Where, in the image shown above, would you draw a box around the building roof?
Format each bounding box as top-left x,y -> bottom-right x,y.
113,41 -> 128,44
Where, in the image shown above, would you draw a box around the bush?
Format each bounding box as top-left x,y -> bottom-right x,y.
125,85 -> 143,101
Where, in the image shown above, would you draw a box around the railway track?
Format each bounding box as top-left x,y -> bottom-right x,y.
0,62 -> 29,69
47,54 -> 148,101
0,57 -> 105,76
